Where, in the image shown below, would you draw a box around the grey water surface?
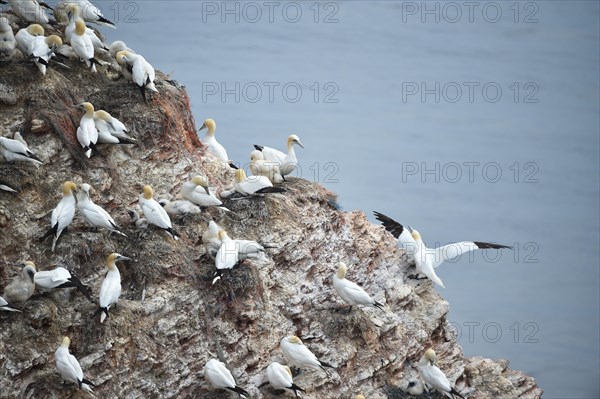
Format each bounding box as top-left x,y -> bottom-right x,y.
98,1 -> 599,397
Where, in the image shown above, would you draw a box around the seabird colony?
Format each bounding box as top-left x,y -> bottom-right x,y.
0,1 -> 513,397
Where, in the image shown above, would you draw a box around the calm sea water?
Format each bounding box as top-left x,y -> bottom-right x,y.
96,1 -> 599,397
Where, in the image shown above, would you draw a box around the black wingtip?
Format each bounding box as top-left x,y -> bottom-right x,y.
450,387 -> 466,399
37,57 -> 49,66
255,187 -> 286,194
373,211 -> 404,238
291,383 -> 305,395
253,144 -> 264,151
373,301 -> 385,311
226,386 -> 249,398
473,241 -> 512,250
97,15 -> 115,26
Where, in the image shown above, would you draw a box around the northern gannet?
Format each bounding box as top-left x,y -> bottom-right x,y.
92,253 -> 130,323
280,336 -> 334,375
158,198 -> 201,217
230,169 -> 285,196
0,296 -> 21,312
254,134 -> 304,179
213,230 -> 264,283
250,150 -> 283,183
266,362 -> 305,397
181,176 -> 222,207
406,380 -> 425,396
0,17 -> 17,64
333,262 -> 384,312
64,4 -> 107,51
40,181 -> 78,252
116,50 -> 157,101
2,262 -> 36,303
0,131 -> 43,165
139,185 -> 179,240
29,34 -> 62,75
70,19 -> 97,72
55,0 -> 115,27
34,266 -> 94,302
374,211 -> 512,289
108,40 -> 134,60
77,183 -> 127,236
417,349 -> 465,398
55,336 -> 95,393
7,0 -> 50,24
202,220 -> 222,256
15,23 -> 44,57
76,102 -> 98,157
199,119 -> 229,162
93,110 -> 136,144
204,358 -> 249,398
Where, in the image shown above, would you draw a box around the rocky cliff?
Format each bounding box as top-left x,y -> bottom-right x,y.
0,17 -> 542,399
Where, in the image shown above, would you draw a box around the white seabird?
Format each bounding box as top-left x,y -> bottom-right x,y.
158,198 -> 201,217
250,150 -> 283,183
15,23 -> 44,58
374,211 -> 512,289
34,266 -> 94,302
406,380 -> 425,396
93,110 -> 136,144
139,185 -> 179,240
41,181 -> 78,252
266,362 -> 305,397
116,50 -> 158,101
279,335 -> 333,375
180,176 -> 222,207
27,33 -> 62,75
7,0 -> 50,24
76,102 -> 99,157
202,220 -> 222,256
70,19 -> 97,72
77,183 -> 127,236
92,253 -> 130,323
108,40 -> 134,60
0,131 -> 43,165
213,230 -> 264,283
64,4 -> 107,51
417,348 -> 465,398
199,119 -> 229,162
55,0 -> 115,27
0,17 -> 17,64
229,169 -> 285,196
204,358 -> 249,398
333,262 -> 384,312
2,261 -> 36,303
254,134 -> 304,179
55,336 -> 95,393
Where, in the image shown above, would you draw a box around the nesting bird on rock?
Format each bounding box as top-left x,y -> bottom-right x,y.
2,261 -> 36,303
55,336 -> 95,393
40,181 -> 78,252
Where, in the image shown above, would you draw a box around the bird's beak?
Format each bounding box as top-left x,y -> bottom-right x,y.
74,103 -> 84,109
407,225 -> 414,233
117,256 -> 132,262
295,140 -> 304,149
202,185 -> 210,195
199,123 -> 207,131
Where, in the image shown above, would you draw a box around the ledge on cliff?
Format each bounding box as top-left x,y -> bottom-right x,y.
0,19 -> 541,399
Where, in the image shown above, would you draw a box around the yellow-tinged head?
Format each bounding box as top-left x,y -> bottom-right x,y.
77,102 -> 95,117
61,336 -> 71,348
63,181 -> 77,196
337,262 -> 347,279
66,3 -> 81,18
107,253 -> 131,269
191,175 -> 208,187
424,348 -> 437,364
411,230 -> 422,242
116,50 -> 131,64
143,185 -> 154,200
288,336 -> 302,345
287,134 -> 304,149
355,395 -> 366,399
94,110 -> 112,122
199,118 -> 216,135
217,230 -> 229,240
75,19 -> 86,36
26,24 -> 44,36
284,365 -> 293,377
235,169 -> 247,183
46,35 -> 63,47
